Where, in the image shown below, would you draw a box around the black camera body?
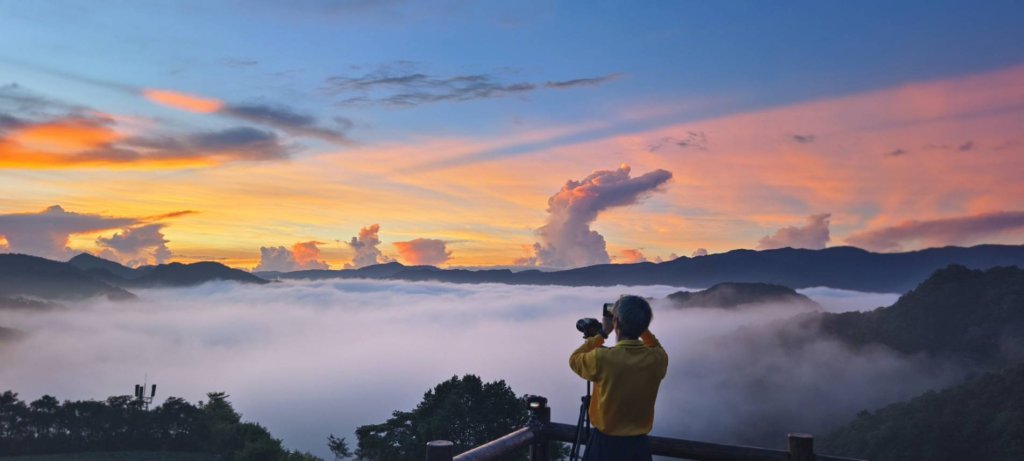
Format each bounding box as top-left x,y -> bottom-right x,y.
575,317 -> 603,338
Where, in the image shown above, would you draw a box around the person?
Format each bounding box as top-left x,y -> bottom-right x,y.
569,295 -> 668,461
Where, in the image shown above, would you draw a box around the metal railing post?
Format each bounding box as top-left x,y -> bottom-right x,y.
427,440 -> 454,461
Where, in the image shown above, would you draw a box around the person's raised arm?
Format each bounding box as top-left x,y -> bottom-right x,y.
569,335 -> 604,381
641,329 -> 669,378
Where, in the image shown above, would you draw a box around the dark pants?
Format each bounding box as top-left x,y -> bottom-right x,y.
583,429 -> 652,461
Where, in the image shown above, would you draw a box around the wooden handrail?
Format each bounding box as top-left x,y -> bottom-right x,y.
428,422 -> 866,461
542,423 -> 863,461
426,395 -> 867,461
450,427 -> 534,461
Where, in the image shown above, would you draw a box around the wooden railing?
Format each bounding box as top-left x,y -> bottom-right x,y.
425,396 -> 866,461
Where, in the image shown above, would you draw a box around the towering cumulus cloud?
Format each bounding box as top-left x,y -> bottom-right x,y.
757,214 -> 831,250
346,224 -> 390,268
254,241 -> 330,272
526,165 -> 672,268
96,223 -> 172,266
393,238 -> 452,266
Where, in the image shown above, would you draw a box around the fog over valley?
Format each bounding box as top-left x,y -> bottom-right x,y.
1,279 -> 963,458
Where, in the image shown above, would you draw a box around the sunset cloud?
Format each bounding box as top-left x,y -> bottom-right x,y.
346,224 -> 390,268
0,205 -> 192,262
142,89 -> 224,113
616,248 -> 647,264
393,238 -> 452,266
96,223 -> 173,267
527,165 -> 672,268
0,110 -> 291,168
254,241 -> 330,272
845,211 -> 1024,252
757,214 -> 832,250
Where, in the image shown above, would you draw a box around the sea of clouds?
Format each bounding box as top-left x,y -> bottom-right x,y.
0,280 -> 965,457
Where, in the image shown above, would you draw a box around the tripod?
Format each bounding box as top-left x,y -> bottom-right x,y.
569,380 -> 592,461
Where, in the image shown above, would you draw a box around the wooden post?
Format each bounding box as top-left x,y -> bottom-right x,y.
427,440 -> 454,461
527,395 -> 551,461
530,409 -> 551,460
788,433 -> 814,461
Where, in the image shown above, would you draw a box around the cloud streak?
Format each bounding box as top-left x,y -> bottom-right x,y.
0,110 -> 292,168
845,210 -> 1024,252
324,63 -> 619,107
142,89 -> 224,113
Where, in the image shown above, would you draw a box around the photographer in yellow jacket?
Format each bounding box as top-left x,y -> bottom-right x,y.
569,295 -> 669,461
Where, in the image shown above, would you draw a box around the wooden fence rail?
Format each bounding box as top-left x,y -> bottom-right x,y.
426,395 -> 866,461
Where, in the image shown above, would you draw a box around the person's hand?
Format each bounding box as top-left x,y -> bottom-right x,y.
602,315 -> 614,337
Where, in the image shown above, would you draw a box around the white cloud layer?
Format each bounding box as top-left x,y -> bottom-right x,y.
0,281 -> 956,458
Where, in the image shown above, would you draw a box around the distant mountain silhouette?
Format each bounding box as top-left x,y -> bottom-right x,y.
67,253 -> 267,288
260,244 -> 1024,292
820,364 -> 1024,461
123,262 -> 268,287
666,282 -> 820,309
67,253 -> 141,280
0,254 -> 135,301
816,265 -> 1024,366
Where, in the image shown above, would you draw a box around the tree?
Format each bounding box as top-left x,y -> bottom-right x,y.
354,374 -> 533,461
328,434 -> 353,460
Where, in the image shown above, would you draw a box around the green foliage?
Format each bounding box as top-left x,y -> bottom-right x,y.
0,390 -> 320,461
820,364 -> 1024,460
818,265 -> 1024,365
354,374 -> 536,461
327,434 -> 353,460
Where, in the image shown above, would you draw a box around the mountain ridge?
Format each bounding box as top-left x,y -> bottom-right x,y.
258,244 -> 1024,292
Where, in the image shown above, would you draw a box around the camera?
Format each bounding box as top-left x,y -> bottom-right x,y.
576,301 -> 617,338
575,317 -> 603,338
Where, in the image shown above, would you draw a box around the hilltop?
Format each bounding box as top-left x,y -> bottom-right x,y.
816,265 -> 1024,366
259,244 -> 1024,292
666,282 -> 820,309
68,253 -> 268,288
0,254 -> 135,301
0,254 -> 267,304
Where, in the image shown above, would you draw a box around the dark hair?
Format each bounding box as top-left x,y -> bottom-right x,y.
614,295 -> 652,339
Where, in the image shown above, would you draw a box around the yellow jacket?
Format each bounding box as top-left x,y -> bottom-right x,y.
569,331 -> 668,436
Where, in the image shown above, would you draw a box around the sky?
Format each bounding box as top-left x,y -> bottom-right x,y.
1,0 -> 1024,269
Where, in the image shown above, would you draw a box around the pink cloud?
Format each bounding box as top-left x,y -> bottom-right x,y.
757,214 -> 832,250
845,210 -> 1024,252
616,248 -> 647,264
254,241 -> 330,272
393,238 -> 452,266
